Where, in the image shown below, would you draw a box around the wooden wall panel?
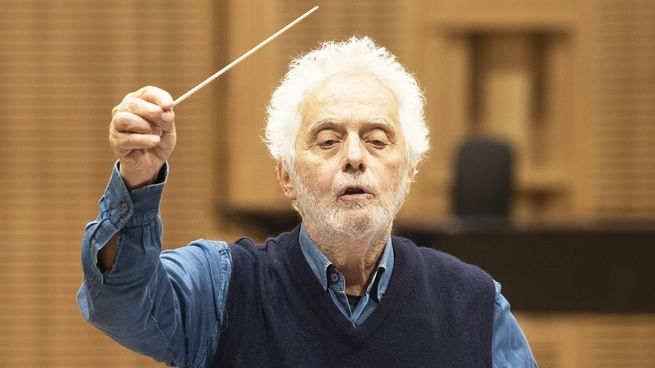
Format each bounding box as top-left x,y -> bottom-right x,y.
587,0 -> 655,221
0,0 -> 217,366
517,314 -> 655,368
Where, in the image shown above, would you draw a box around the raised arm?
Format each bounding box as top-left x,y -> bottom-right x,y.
98,86 -> 177,270
77,87 -> 229,368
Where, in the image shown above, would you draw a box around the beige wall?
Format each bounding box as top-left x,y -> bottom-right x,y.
0,0 -> 218,365
0,0 -> 653,366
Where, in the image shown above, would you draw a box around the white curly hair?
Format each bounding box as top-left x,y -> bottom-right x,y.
264,36 -> 429,172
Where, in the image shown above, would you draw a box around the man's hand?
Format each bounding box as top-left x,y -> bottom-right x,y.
109,86 -> 176,190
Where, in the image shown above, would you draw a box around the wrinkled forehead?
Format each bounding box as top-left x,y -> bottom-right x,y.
298,72 -> 400,133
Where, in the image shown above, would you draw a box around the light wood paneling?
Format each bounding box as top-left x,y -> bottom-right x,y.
587,0 -> 655,221
517,313 -> 655,368
0,0 -> 217,366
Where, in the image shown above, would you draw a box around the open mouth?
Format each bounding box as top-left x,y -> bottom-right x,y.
338,185 -> 372,200
344,187 -> 366,195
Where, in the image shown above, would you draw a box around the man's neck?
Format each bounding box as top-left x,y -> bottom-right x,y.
304,223 -> 391,296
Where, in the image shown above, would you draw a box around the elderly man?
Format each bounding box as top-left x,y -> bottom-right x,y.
77,37 -> 536,367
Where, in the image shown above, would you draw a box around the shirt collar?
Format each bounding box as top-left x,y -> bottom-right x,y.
298,223 -> 394,302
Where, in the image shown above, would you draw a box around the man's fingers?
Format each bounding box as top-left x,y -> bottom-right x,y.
112,111 -> 162,135
125,98 -> 170,125
112,131 -> 161,150
159,110 -> 175,132
109,86 -> 175,160
138,86 -> 174,110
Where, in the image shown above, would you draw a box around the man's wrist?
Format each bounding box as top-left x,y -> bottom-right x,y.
102,162 -> 168,226
118,163 -> 165,191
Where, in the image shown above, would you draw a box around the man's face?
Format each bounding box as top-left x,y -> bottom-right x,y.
280,72 -> 412,236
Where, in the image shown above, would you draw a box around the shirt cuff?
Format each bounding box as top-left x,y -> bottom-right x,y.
103,161 -> 168,226
81,162 -> 168,295
91,162 -> 167,250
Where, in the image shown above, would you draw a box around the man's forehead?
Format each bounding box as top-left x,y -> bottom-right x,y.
299,73 -> 400,130
307,72 -> 395,100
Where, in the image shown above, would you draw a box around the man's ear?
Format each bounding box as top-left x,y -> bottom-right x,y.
406,167 -> 418,194
277,163 -> 297,200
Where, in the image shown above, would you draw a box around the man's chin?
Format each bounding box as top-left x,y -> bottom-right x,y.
336,198 -> 371,209
333,212 -> 388,233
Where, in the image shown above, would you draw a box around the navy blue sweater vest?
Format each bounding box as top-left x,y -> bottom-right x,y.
212,227 -> 495,367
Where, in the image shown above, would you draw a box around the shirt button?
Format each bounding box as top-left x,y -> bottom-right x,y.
330,273 -> 339,283
121,202 -> 129,212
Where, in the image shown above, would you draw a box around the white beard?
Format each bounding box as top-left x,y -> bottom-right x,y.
290,167 -> 410,240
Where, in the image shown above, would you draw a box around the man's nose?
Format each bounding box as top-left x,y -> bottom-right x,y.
342,135 -> 367,173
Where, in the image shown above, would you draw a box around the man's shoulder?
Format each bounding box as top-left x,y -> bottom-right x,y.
226,226 -> 301,261
391,234 -> 465,263
392,235 -> 494,287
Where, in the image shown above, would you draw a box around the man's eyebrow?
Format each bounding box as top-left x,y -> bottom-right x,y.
364,119 -> 396,135
307,119 -> 342,137
307,118 -> 396,137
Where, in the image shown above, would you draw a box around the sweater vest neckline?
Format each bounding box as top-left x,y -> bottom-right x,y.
271,226 -> 411,345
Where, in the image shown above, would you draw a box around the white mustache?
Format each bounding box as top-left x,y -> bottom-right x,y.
330,173 -> 379,197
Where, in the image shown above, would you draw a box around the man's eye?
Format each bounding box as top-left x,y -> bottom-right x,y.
318,139 -> 338,148
368,139 -> 387,148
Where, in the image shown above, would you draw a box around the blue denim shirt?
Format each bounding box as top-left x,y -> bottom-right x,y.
77,163 -> 537,368
299,224 -> 394,326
